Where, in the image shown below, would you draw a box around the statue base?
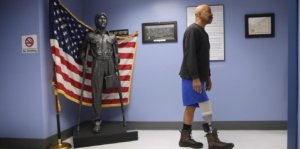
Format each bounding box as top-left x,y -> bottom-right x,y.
73,121 -> 138,148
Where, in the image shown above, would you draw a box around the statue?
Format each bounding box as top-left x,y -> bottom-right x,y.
81,12 -> 120,133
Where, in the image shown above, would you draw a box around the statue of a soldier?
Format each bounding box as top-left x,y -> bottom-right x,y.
81,12 -> 120,133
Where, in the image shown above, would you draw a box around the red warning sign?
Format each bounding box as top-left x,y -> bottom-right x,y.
25,37 -> 34,48
22,34 -> 38,53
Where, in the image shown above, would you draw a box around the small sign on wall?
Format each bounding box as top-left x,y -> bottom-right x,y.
110,29 -> 129,36
22,34 -> 38,53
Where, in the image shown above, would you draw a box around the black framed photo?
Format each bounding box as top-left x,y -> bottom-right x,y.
142,21 -> 177,43
245,13 -> 275,38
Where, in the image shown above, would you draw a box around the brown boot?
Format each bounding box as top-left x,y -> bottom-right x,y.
206,130 -> 234,149
179,129 -> 203,148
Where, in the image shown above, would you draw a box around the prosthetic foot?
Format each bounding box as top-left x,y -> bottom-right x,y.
203,123 -> 234,149
179,129 -> 203,148
93,120 -> 102,133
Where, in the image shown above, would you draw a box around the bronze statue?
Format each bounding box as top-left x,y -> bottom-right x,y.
81,12 -> 120,133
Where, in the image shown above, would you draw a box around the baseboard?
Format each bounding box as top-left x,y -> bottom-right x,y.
0,121 -> 287,149
0,138 -> 47,149
0,126 -> 73,149
125,121 -> 288,130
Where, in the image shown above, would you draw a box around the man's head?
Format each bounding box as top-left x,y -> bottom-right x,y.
195,4 -> 213,26
95,12 -> 107,29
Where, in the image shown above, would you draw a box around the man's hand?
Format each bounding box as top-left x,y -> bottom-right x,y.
192,78 -> 202,93
206,77 -> 212,91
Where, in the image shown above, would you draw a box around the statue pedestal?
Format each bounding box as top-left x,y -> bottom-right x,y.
73,121 -> 138,148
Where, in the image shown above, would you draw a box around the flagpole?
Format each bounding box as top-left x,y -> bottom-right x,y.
49,67 -> 71,149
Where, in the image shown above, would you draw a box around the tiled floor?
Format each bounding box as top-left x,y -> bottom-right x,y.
65,130 -> 287,149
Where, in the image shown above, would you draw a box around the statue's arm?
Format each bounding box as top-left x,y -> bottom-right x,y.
112,35 -> 120,64
80,33 -> 90,63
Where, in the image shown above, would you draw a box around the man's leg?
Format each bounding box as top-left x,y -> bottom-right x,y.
199,100 -> 234,149
179,106 -> 203,148
183,106 -> 196,125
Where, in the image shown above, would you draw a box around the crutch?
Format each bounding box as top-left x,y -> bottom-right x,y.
115,65 -> 126,127
76,47 -> 90,132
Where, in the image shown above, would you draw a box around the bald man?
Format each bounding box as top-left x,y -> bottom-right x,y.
179,4 -> 234,149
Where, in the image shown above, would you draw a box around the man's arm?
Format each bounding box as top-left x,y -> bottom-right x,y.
185,30 -> 199,79
206,77 -> 212,91
186,29 -> 202,93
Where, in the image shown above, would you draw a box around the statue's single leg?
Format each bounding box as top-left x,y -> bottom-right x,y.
91,61 -> 104,133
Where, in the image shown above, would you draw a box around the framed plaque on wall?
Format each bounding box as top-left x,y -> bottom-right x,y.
187,5 -> 225,61
142,21 -> 177,43
245,13 -> 275,38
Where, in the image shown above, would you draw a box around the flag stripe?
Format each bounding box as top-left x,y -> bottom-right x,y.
55,64 -> 92,92
56,82 -> 129,106
118,42 -> 136,48
119,53 -> 134,59
55,60 -> 132,93
56,74 -> 130,99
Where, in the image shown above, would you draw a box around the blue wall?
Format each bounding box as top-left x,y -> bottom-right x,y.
77,0 -> 288,122
0,0 -> 292,140
0,0 -> 84,139
288,0 -> 299,149
298,2 -> 300,148
292,2 -> 300,149
0,0 -> 47,139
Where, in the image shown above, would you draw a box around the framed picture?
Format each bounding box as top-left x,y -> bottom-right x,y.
245,13 -> 275,38
142,21 -> 177,43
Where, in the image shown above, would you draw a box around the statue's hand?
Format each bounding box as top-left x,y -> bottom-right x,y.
79,52 -> 85,64
115,56 -> 120,64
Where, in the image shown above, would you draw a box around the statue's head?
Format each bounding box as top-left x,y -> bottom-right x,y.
95,12 -> 107,29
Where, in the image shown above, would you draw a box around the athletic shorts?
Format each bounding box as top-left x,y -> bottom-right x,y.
182,79 -> 209,107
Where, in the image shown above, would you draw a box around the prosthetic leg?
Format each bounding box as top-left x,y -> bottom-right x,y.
199,100 -> 234,149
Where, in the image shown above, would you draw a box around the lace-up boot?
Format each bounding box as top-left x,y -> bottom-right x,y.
179,129 -> 203,148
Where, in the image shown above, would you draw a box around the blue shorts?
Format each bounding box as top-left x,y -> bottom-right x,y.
182,79 -> 209,107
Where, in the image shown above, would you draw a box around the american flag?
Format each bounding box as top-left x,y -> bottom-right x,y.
50,0 -> 138,107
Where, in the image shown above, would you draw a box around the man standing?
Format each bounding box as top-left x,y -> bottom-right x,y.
81,12 -> 120,133
179,4 -> 234,149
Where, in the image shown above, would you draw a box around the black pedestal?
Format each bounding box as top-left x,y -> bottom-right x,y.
73,121 -> 138,148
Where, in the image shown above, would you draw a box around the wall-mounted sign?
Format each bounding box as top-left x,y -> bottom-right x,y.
110,29 -> 129,36
142,21 -> 177,43
22,34 -> 38,54
187,5 -> 225,61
